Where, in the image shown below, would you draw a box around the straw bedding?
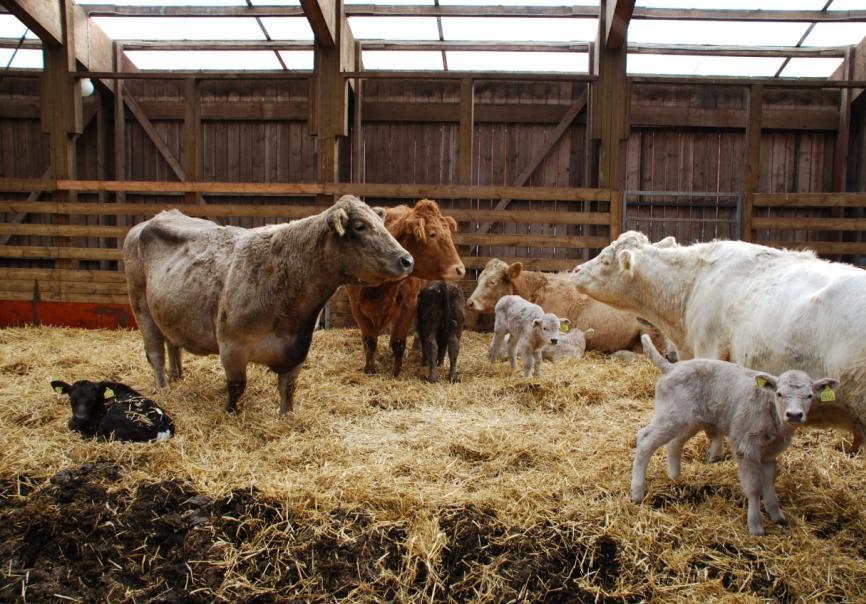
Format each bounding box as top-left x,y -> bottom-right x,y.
0,325 -> 865,602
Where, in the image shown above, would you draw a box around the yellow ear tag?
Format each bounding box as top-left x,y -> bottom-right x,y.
54,386 -> 64,394
104,388 -> 115,399
561,324 -> 570,333
755,377 -> 767,388
820,386 -> 836,403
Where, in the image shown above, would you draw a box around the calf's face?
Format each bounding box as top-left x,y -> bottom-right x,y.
51,380 -> 112,432
466,259 -> 522,313
755,371 -> 839,425
327,195 -> 414,285
534,314 -> 569,346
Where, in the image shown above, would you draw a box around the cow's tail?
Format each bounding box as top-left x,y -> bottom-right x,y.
641,333 -> 672,373
440,281 -> 451,326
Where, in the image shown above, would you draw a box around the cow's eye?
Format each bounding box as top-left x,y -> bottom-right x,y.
428,231 -> 436,238
490,279 -> 498,286
353,222 -> 366,232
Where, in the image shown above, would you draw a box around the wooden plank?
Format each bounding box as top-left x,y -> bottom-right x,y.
0,290 -> 131,304
741,85 -> 763,242
1,0 -> 63,46
453,232 -> 609,248
0,165 -> 51,246
833,47 -> 853,192
752,216 -> 866,231
630,105 -> 838,131
0,246 -> 123,261
0,268 -> 126,282
0,224 -> 129,238
754,193 -> 866,207
461,256 -> 584,271
123,91 -> 186,181
606,0 -> 636,51
184,78 -> 203,204
458,78 -> 474,185
113,42 -> 126,204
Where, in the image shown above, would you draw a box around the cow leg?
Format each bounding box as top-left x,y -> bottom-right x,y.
167,343 -> 183,381
436,331 -> 448,367
631,420 -> 685,503
363,336 -> 377,374
705,430 -> 726,463
220,346 -> 247,413
761,461 -> 786,526
532,349 -> 543,378
666,429 -> 698,478
391,338 -> 407,378
423,336 -> 438,383
489,328 -> 507,365
736,456 -> 765,536
447,333 -> 461,383
277,365 -> 302,416
136,309 -> 168,388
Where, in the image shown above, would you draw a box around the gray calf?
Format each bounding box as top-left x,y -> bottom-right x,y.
633,334 -> 839,536
489,295 -> 569,378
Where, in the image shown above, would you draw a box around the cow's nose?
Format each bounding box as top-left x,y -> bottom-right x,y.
785,410 -> 804,422
455,265 -> 466,278
399,255 -> 414,272
466,299 -> 476,310
571,265 -> 581,274
550,338 -> 558,345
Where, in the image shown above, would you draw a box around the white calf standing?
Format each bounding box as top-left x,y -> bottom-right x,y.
632,334 -> 839,536
489,295 -> 569,378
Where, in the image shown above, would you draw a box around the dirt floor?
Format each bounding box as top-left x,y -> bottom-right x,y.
1,326 -> 865,602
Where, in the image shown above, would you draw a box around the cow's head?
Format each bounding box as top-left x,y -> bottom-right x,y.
324,195 -> 414,286
51,379 -> 113,435
534,313 -> 567,346
389,199 -> 464,281
569,231 -> 676,309
466,258 -> 522,313
754,371 -> 839,426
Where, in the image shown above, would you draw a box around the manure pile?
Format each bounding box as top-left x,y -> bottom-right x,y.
1,326 -> 865,602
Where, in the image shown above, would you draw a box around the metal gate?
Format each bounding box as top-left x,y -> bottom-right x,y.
623,191 -> 743,243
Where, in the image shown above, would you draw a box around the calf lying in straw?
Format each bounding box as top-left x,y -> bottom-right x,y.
489,295 -> 569,378
52,380 -> 175,443
632,334 -> 839,536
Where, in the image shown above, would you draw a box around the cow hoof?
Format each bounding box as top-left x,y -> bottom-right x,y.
224,403 -> 238,414
363,366 -> 376,375
426,375 -> 438,383
449,373 -> 460,383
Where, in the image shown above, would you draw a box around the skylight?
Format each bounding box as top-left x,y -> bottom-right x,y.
0,48 -> 42,69
277,50 -> 314,69
780,57 -> 844,77
92,17 -> 266,40
349,17 -> 440,40
258,18 -> 314,41
363,50 -> 444,70
442,18 -> 598,42
440,0 -> 597,5
0,15 -> 36,39
447,51 -> 587,72
78,0 -> 245,5
628,54 -> 785,77
629,21 -> 810,47
636,0 -> 827,8
126,50 -> 283,70
803,23 -> 866,47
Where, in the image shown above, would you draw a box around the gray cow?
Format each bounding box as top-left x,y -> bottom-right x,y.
123,196 -> 414,415
633,334 -> 839,536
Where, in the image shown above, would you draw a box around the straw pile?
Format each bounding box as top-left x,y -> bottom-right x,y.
0,325 -> 864,602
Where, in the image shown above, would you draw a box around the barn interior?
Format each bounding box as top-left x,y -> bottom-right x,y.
1,1 -> 866,601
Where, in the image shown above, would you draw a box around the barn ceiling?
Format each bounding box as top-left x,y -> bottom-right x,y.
0,0 -> 864,77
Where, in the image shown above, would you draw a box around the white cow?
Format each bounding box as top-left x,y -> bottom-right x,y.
570,231 -> 866,452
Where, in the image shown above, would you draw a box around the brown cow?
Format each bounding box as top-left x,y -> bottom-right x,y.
465,258 -> 661,354
345,199 -> 465,377
124,196 -> 413,415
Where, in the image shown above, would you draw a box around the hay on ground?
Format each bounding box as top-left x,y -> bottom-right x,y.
0,326 -> 864,602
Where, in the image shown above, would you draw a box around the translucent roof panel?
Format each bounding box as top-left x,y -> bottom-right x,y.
447,51 -> 587,72
276,50 -> 314,69
629,20 -> 810,46
92,17 -> 266,40
259,18 -> 314,40
803,23 -> 866,47
0,14 -> 38,39
363,50 -> 444,70
346,0 -> 433,4
0,48 -> 42,69
636,0 -> 826,7
829,0 -> 865,9
628,54 -> 785,77
126,50 -> 283,70
250,1 -> 300,5
441,0 -> 596,5
442,18 -> 597,42
78,0 -> 245,5
349,17 -> 440,40
780,57 -> 844,78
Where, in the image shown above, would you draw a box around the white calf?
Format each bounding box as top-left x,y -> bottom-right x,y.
633,334 -> 839,536
489,295 -> 569,378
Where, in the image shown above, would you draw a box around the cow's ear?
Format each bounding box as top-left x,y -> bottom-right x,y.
754,373 -> 778,391
532,319 -> 541,328
584,328 -> 595,340
617,249 -> 635,275
654,236 -> 677,248
372,207 -> 387,222
50,380 -> 70,395
327,208 -> 349,237
444,215 -> 457,231
506,262 -> 523,281
812,378 -> 840,400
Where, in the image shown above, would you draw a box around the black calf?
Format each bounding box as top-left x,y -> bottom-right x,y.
51,380 -> 175,442
416,281 -> 465,383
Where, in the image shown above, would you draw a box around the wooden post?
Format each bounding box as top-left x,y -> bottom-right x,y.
741,84 -> 763,242
184,77 -> 202,204
352,40 -> 364,184
833,47 -> 853,193
113,42 -> 125,205
459,77 -> 474,185
40,0 -> 80,269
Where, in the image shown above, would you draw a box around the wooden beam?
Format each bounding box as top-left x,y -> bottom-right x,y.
630,105 -> 838,131
184,78 -> 203,203
606,0 -> 635,51
123,91 -> 186,181
593,1 -> 628,190
113,42 -> 126,204
630,7 -> 866,22
458,77 -> 474,186
833,47 -> 853,192
301,0 -> 336,48
741,84 -> 763,242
